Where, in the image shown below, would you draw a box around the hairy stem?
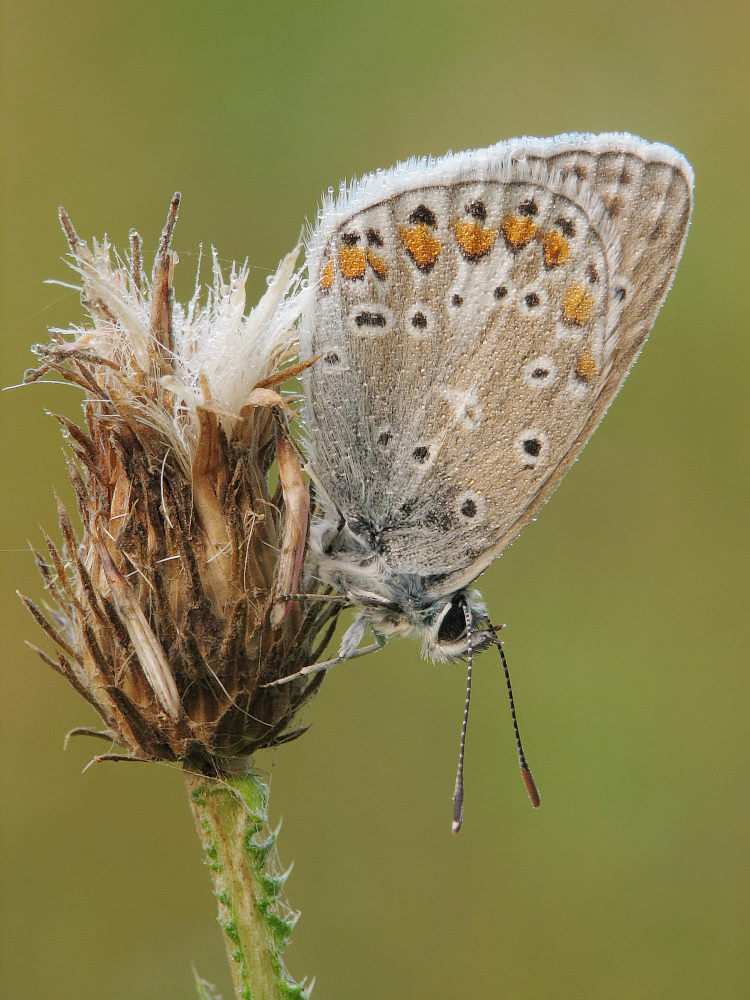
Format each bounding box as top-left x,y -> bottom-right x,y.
185,771 -> 308,1000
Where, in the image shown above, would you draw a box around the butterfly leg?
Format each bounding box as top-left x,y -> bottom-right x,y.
338,611 -> 369,659
261,638 -> 383,688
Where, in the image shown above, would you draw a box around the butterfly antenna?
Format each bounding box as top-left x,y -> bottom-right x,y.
451,601 -> 475,834
492,633 -> 541,808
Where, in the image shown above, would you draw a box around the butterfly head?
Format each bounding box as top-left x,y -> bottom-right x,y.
311,509 -> 493,660
419,589 -> 492,661
340,576 -> 492,662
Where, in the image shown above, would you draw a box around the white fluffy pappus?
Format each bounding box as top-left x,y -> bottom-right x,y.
54,227 -> 306,470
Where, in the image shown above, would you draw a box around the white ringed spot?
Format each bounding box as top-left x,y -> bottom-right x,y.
523,355 -> 557,388
347,302 -> 394,337
455,490 -> 487,522
514,428 -> 549,468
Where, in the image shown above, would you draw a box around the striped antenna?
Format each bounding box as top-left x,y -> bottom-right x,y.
451,600 -> 475,833
493,634 -> 541,808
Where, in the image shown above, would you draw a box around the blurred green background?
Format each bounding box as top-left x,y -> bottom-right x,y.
1,1 -> 747,998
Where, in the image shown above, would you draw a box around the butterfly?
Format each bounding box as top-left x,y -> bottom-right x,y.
296,133 -> 693,826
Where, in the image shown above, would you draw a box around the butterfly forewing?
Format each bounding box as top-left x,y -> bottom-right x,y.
301,135 -> 693,590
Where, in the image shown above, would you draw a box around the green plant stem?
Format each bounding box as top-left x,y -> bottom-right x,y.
185,770 -> 306,1000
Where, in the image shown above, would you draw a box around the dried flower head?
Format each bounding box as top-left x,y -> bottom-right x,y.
22,194 -> 339,773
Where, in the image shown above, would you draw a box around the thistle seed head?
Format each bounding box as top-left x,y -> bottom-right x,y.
23,195 -> 339,773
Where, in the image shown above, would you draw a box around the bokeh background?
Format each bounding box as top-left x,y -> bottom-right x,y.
2,2 -> 747,998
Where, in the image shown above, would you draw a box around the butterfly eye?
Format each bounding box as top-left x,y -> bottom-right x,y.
437,598 -> 467,644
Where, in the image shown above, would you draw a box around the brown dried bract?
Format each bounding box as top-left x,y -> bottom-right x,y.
22,198 -> 339,773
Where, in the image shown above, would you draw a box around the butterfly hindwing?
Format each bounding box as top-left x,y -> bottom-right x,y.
301,134 -> 693,592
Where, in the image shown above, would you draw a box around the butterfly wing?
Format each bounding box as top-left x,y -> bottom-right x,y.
301,134 -> 693,594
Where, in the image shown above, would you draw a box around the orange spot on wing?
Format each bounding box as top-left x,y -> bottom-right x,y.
501,215 -> 537,250
320,259 -> 335,290
338,244 -> 367,279
452,221 -> 496,261
575,349 -> 598,382
399,223 -> 441,271
366,249 -> 388,278
542,230 -> 570,268
562,284 -> 595,326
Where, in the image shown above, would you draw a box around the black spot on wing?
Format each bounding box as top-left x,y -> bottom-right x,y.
409,204 -> 437,227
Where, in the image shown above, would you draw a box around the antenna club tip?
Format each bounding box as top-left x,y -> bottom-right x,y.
452,792 -> 464,833
521,765 -> 541,808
